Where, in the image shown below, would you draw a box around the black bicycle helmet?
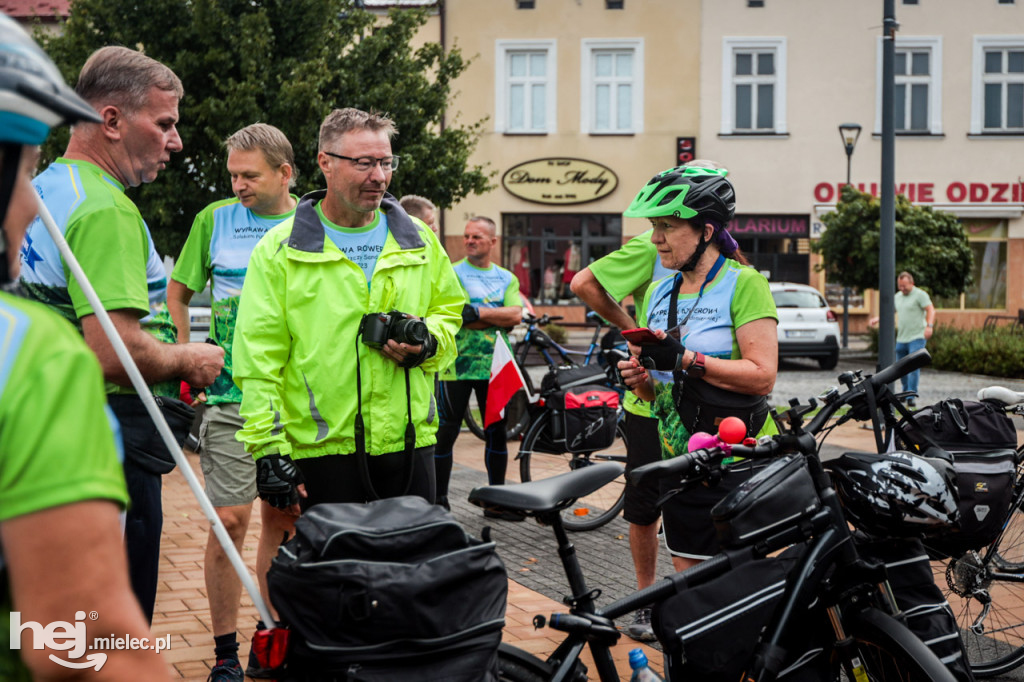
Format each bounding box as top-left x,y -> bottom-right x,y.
830,450 -> 959,538
624,166 -> 736,225
0,13 -> 101,285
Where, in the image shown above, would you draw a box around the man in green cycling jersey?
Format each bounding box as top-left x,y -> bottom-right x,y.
168,123 -> 299,681
0,13 -> 169,679
19,45 -> 225,624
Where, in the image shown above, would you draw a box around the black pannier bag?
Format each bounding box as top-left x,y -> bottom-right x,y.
539,364 -> 608,395
856,536 -> 974,682
898,398 -> 1019,555
545,385 -> 619,453
268,496 -> 507,681
711,455 -> 822,549
653,545 -> 829,682
898,398 -> 1018,454
926,449 -> 1017,556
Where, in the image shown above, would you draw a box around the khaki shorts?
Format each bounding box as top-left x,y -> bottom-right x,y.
199,403 -> 257,507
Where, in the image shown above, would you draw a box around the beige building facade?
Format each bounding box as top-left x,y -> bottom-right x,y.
698,0 -> 1023,331
438,0 -> 701,321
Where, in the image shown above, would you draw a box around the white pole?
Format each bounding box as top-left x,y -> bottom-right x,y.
33,192 -> 276,629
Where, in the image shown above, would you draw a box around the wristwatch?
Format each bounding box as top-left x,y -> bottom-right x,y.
686,351 -> 707,379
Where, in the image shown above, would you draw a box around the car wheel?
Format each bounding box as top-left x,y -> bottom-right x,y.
817,352 -> 839,370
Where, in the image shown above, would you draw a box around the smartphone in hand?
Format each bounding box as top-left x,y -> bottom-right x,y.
621,327 -> 661,345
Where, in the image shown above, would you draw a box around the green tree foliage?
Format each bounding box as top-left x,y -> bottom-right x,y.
38,0 -> 492,256
813,185 -> 973,299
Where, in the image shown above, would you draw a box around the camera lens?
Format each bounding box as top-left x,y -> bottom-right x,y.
394,318 -> 429,346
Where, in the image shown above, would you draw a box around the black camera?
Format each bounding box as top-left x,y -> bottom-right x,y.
360,311 -> 429,349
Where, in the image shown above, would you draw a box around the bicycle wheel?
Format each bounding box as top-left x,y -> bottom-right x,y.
465,390 -> 530,442
840,606 -> 958,682
517,411 -> 627,532
930,499 -> 1024,677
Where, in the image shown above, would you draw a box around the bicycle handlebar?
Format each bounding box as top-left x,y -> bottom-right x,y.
628,447 -> 725,486
628,349 -> 934,487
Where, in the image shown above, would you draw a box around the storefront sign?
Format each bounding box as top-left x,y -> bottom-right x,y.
502,158 -> 618,205
813,181 -> 1024,204
728,214 -> 809,237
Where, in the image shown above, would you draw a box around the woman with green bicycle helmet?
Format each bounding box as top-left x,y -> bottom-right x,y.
0,13 -> 169,679
617,165 -> 779,572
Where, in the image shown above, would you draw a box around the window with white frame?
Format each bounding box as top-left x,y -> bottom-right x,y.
721,38 -> 787,135
875,37 -> 942,134
581,39 -> 644,134
495,40 -> 557,134
972,37 -> 1024,133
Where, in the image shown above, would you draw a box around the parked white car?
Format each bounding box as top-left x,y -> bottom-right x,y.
188,286 -> 212,344
770,282 -> 840,370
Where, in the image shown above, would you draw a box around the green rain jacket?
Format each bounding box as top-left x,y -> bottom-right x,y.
232,192 -> 465,460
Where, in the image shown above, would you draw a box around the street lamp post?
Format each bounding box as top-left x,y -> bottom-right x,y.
837,122 -> 862,349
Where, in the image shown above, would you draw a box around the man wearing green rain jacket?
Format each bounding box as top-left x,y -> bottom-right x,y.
232,108 -> 464,510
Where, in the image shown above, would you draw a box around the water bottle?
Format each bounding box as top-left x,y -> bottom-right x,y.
628,648 -> 664,681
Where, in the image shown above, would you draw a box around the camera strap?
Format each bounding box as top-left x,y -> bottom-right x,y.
353,329 -> 416,501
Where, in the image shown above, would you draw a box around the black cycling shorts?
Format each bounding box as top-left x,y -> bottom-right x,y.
622,412 -> 662,526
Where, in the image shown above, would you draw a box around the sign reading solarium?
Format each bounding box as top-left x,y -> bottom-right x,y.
502,158 -> 618,205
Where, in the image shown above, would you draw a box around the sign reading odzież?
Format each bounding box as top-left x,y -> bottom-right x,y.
502,158 -> 618,205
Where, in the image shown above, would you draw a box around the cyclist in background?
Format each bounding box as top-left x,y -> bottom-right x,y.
0,14 -> 168,679
618,166 -> 779,573
435,217 -> 522,515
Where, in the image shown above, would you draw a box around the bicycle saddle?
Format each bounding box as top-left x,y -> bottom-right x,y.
468,463 -> 623,515
979,386 -> 1024,407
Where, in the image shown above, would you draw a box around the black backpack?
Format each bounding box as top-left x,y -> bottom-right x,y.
268,496 -> 507,681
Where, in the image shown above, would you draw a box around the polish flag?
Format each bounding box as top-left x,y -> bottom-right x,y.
485,334 -> 527,428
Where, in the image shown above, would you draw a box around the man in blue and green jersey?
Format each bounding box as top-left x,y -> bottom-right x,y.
168,123 -> 298,682
19,46 -> 225,624
0,15 -> 168,679
435,217 -> 522,514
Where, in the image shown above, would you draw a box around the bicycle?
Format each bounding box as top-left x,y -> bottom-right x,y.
463,311 -> 624,442
910,386 -> 1024,678
473,348 -> 957,682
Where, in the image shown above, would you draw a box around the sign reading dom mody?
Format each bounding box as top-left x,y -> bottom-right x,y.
502,158 -> 618,205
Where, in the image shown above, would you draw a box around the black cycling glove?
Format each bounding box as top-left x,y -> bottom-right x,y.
256,455 -> 304,509
461,304 -> 481,325
638,335 -> 687,372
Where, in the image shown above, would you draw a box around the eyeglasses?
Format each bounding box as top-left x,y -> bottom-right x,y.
323,151 -> 400,172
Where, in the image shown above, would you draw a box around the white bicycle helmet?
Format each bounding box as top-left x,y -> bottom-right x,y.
830,450 -> 959,538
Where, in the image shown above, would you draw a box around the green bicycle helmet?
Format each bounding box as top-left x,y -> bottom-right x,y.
624,166 -> 735,225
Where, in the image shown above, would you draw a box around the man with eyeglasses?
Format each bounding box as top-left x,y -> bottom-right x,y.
233,108 -> 463,513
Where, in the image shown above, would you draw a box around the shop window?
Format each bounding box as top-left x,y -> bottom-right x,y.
933,219 -> 1008,310
503,214 -> 622,304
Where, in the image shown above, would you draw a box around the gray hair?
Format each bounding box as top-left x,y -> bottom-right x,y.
467,215 -> 496,237
318,107 -> 397,151
399,194 -> 436,219
225,123 -> 296,188
75,46 -> 182,115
